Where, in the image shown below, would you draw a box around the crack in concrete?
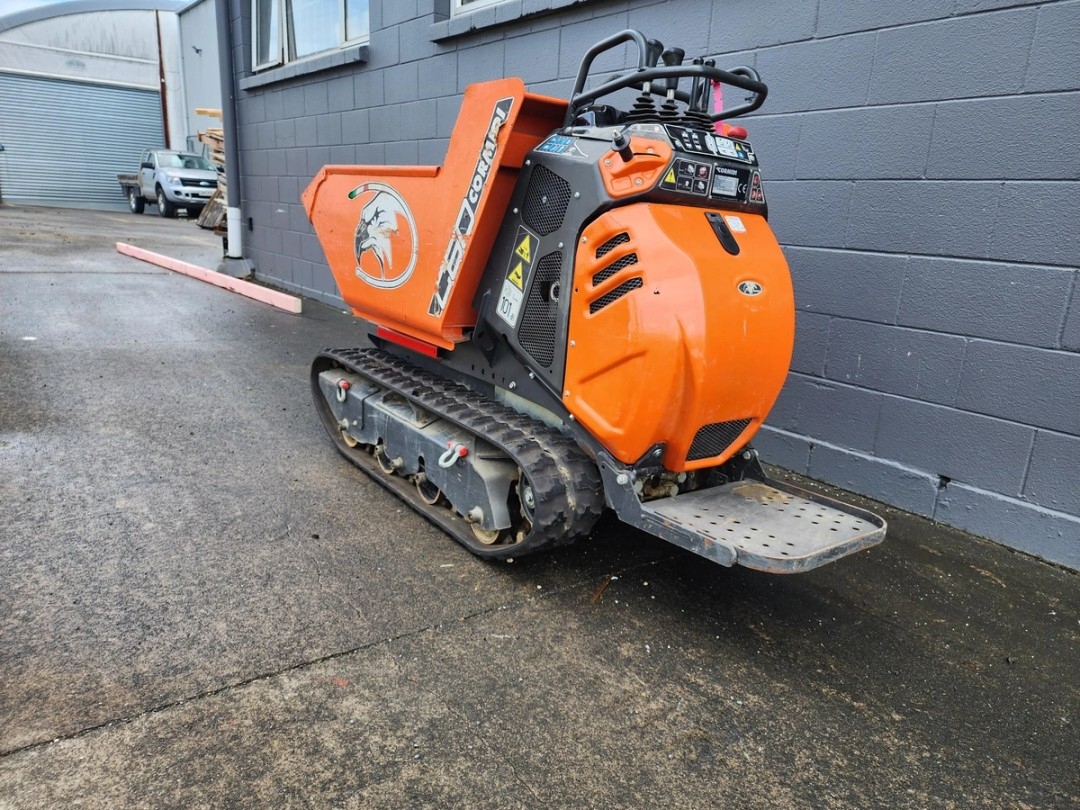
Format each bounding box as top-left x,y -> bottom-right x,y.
0,554 -> 679,762
0,629 -> 456,759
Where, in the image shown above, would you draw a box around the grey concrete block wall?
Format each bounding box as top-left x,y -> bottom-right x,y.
226,0 -> 1080,568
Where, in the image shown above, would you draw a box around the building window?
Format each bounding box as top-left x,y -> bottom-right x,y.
253,0 -> 369,70
452,0 -> 502,13
440,0 -> 597,27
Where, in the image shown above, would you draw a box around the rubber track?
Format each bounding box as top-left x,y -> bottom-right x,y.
313,347 -> 604,558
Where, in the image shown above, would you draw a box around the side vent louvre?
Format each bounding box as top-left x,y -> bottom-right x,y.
595,232 -> 630,258
590,278 -> 643,314
517,251 -> 563,367
589,240 -> 642,314
687,419 -> 753,461
592,253 -> 638,286
521,166 -> 572,236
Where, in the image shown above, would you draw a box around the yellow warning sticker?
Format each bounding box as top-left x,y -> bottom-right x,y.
508,261 -> 524,290
505,225 -> 536,297
664,168 -> 677,185
515,233 -> 533,264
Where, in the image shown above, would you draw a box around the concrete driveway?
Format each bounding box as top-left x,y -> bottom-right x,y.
0,205 -> 1077,809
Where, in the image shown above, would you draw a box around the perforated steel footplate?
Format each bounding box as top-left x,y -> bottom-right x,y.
642,478 -> 886,573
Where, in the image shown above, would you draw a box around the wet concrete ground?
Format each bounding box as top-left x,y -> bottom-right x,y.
0,205 -> 1077,809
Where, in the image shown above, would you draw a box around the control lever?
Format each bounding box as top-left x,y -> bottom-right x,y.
625,38 -> 666,123
702,59 -> 716,110
645,39 -> 665,68
611,128 -> 634,163
689,57 -> 706,112
661,47 -> 685,99
639,39 -> 665,100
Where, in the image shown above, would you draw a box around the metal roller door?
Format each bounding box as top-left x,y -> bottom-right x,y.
0,72 -> 164,210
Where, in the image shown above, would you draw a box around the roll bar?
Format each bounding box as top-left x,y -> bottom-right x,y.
563,29 -> 768,128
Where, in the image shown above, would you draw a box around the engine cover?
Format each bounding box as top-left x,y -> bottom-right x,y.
563,203 -> 794,471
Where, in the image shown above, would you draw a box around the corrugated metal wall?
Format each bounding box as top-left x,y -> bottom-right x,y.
0,72 -> 163,209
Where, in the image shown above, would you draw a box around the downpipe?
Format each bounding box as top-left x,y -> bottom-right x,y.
215,0 -> 253,278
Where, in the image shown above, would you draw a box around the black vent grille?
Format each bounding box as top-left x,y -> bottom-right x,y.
521,166 -> 572,236
517,251 -> 563,367
687,419 -> 753,461
592,253 -> 638,286
595,232 -> 630,258
590,277 -> 643,314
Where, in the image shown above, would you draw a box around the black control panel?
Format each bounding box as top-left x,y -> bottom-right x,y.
536,123 -> 767,209
663,124 -> 757,165
653,127 -> 765,207
658,157 -> 758,204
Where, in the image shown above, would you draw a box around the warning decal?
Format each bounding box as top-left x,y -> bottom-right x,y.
497,225 -> 538,327
661,160 -> 710,195
508,261 -> 524,290
515,232 -> 533,264
748,171 -> 765,204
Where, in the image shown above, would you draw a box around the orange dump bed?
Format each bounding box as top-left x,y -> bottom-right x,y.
302,79 -> 567,349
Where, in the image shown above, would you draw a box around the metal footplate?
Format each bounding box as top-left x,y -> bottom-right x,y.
598,459 -> 886,573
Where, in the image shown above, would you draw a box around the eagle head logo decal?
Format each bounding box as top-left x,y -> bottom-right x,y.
348,183 -> 418,289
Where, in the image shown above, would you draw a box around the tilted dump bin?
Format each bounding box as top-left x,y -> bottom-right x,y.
302,79 -> 567,350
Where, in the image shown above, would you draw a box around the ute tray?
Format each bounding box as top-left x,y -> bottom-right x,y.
642,477 -> 886,573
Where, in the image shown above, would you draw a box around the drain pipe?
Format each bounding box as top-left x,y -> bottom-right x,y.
215,0 -> 253,278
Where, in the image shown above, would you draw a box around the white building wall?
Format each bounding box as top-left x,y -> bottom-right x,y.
178,0 -> 222,149
0,10 -> 160,89
157,10 -> 186,148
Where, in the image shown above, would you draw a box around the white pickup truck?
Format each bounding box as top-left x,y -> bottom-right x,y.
117,149 -> 218,218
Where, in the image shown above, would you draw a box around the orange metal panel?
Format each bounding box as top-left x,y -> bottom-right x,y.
597,135 -> 673,199
563,204 -> 794,471
302,79 -> 567,349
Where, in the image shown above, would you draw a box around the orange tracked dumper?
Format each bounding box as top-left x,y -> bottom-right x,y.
303,31 -> 885,572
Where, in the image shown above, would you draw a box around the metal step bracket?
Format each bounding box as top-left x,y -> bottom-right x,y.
598,456 -> 886,573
